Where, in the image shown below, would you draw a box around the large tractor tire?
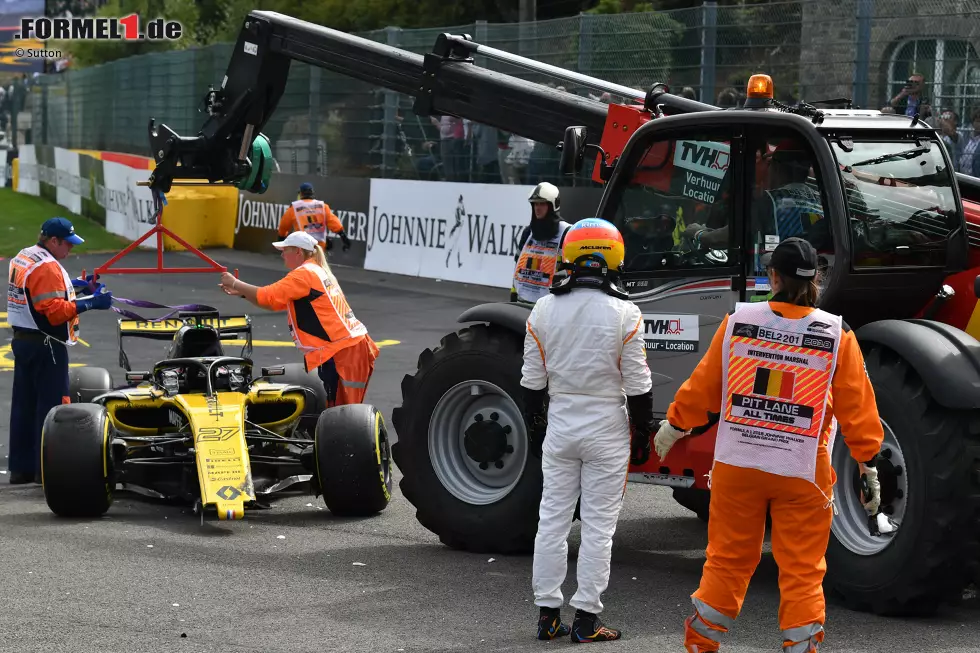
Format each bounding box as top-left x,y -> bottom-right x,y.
391,324 -> 541,554
41,403 -> 115,518
314,403 -> 393,516
69,367 -> 112,402
825,343 -> 980,615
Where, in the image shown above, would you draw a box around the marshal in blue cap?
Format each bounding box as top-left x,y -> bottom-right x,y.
40,217 -> 85,245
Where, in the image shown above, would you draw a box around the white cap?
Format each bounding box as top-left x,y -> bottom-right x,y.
272,231 -> 318,251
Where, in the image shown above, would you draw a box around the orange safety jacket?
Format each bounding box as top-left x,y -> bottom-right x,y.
6,244 -> 79,345
277,199 -> 345,248
255,262 -> 369,371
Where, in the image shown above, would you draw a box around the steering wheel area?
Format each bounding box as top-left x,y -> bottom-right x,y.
621,213 -> 730,272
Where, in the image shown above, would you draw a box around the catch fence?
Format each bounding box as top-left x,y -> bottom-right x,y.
12,0 -> 980,185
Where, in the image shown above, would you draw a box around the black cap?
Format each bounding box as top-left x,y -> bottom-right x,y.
761,237 -> 818,279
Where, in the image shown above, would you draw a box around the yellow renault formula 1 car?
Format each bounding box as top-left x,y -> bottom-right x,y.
40,310 -> 392,521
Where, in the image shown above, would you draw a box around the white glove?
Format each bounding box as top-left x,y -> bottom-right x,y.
860,464 -> 881,515
654,419 -> 687,460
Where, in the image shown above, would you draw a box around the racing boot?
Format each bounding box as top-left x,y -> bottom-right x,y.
537,607 -> 570,640
570,609 -> 621,643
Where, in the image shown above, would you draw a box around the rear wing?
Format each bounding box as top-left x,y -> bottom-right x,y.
117,312 -> 254,371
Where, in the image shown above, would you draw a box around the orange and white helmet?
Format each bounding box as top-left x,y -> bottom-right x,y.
560,218 -> 626,272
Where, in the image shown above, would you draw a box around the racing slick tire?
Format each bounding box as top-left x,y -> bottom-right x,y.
277,363 -> 328,436
391,324 -> 541,554
278,363 -> 328,411
825,344 -> 980,615
69,366 -> 112,402
41,403 -> 115,518
314,403 -> 392,516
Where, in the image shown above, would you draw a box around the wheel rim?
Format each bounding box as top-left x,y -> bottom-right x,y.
831,417 -> 907,555
428,380 -> 528,505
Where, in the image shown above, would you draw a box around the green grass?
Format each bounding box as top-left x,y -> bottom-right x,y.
0,188 -> 131,258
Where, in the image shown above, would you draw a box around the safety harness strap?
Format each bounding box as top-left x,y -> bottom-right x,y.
110,297 -> 221,322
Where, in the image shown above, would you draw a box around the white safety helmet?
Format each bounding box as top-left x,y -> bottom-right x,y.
528,182 -> 560,212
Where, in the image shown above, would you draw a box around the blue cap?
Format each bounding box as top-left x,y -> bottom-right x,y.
299,182 -> 314,194
41,217 -> 84,245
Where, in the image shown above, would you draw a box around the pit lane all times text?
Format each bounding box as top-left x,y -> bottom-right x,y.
12,48 -> 62,59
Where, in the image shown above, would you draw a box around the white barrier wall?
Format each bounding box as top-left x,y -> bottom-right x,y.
54,145 -> 82,215
14,144 -> 156,249
14,144 -> 606,279
364,178 -> 536,289
14,144 -> 38,196
101,159 -> 157,246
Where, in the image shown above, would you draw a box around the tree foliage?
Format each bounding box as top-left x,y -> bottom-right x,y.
60,0 -> 800,71
56,0 -> 203,68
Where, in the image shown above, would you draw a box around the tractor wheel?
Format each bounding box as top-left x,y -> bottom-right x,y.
314,403 -> 393,516
391,324 -> 541,554
41,403 -> 115,518
69,367 -> 112,402
672,487 -> 710,522
825,343 -> 980,615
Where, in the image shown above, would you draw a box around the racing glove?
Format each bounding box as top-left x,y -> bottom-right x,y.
626,390 -> 655,465
654,419 -> 689,460
340,231 -> 352,252
76,289 -> 113,313
523,386 -> 549,458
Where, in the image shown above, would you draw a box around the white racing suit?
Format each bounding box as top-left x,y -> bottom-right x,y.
521,285 -> 652,614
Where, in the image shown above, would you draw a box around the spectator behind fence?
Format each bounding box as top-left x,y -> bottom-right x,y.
890,72 -> 931,119
938,109 -> 960,165
431,115 -> 465,181
680,87 -> 697,101
954,107 -> 980,177
717,87 -> 739,108
472,122 -> 500,183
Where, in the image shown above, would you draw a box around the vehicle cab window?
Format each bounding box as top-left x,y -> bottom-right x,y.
747,133 -> 834,295
610,129 -> 735,273
830,137 -> 960,269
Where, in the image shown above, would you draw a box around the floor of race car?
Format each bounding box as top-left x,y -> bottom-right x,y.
0,249 -> 975,652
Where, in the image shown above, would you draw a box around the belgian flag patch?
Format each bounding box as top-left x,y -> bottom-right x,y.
752,368 -> 795,401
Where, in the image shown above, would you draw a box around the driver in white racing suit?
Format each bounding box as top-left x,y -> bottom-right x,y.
521,217 -> 655,642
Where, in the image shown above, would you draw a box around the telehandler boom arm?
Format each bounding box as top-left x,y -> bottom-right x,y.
146,10 -> 716,193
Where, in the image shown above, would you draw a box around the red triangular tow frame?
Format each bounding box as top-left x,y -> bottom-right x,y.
93,200 -> 228,276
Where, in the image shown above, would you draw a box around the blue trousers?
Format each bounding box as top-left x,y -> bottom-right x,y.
8,337 -> 70,476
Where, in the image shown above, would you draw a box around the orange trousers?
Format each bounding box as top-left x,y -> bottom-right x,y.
330,335 -> 380,406
684,453 -> 835,653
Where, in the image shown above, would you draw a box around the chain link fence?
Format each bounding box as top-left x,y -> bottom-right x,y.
11,0 -> 980,184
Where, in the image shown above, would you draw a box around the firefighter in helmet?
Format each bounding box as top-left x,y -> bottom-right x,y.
511,182 -> 573,303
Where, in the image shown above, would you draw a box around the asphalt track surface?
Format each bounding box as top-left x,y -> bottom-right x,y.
1,249 -> 977,653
